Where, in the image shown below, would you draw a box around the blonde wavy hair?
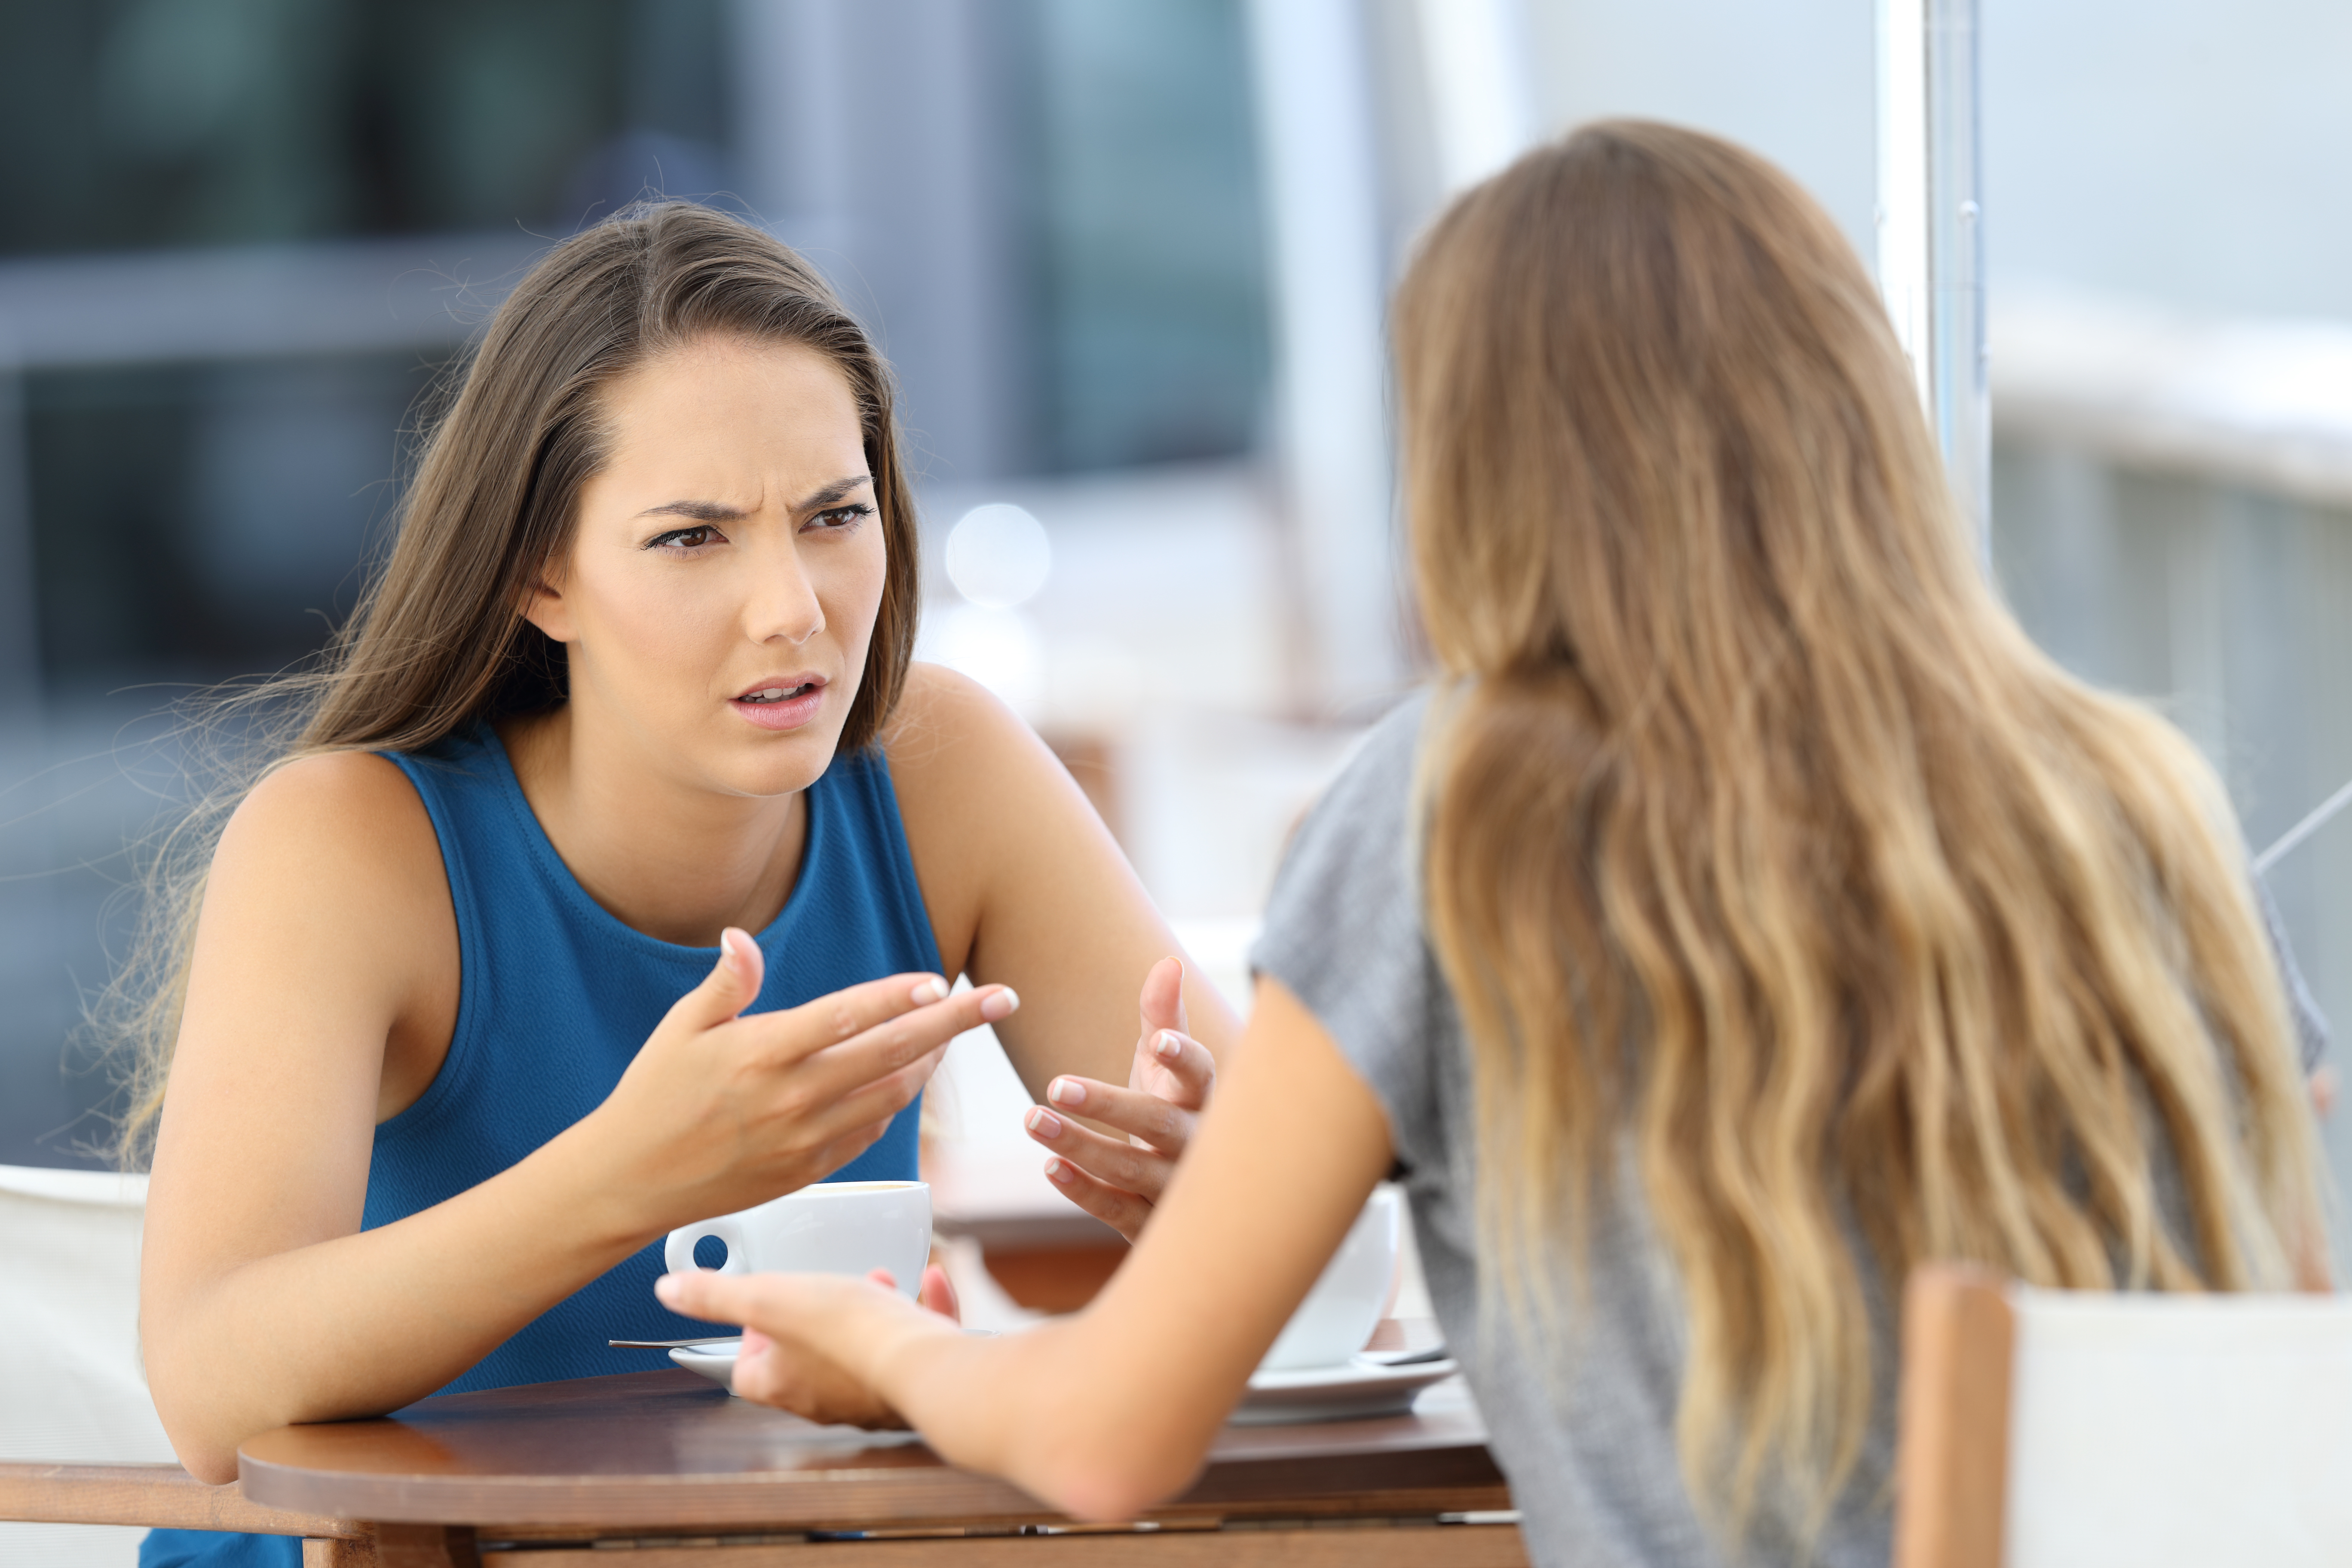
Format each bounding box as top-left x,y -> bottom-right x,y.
1400,121 -> 2325,1536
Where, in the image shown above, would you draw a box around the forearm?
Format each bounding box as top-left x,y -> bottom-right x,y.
879,982 -> 1392,1517
144,1116 -> 652,1481
870,1313 -> 1222,1522
665,979 -> 1396,1520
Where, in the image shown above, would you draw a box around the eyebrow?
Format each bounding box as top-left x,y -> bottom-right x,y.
637,475 -> 873,524
796,475 -> 875,510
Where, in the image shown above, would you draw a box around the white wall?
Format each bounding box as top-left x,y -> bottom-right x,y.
1983,0 -> 2352,322
1519,0 -> 1877,265
1519,0 -> 2352,325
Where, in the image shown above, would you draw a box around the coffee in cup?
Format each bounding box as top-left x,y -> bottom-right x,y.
1259,1185 -> 1404,1371
664,1179 -> 931,1299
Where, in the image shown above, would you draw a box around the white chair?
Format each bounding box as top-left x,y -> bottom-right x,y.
0,1163 -> 175,1567
1895,1262 -> 2352,1568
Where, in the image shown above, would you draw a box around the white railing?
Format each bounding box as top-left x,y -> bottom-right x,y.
1990,286 -> 2352,1240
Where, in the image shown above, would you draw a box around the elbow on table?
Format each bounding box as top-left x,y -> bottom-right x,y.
1035,1457 -> 1201,1526
1013,1416 -> 1209,1525
163,1427 -> 242,1489
148,1376 -> 258,1486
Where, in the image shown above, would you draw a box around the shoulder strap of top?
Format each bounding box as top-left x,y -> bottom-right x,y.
381,728 -> 502,988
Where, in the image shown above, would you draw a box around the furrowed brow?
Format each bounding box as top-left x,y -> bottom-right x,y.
794,475 -> 874,511
639,499 -> 749,523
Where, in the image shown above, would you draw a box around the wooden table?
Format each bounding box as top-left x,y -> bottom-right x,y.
5,1357 -> 1524,1566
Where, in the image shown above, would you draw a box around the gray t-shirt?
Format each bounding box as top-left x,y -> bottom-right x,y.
1250,692 -> 2328,1568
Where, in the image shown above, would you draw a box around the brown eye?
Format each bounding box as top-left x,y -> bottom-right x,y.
650,526 -> 721,550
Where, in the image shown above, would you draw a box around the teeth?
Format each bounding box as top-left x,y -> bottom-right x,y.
742,686 -> 804,703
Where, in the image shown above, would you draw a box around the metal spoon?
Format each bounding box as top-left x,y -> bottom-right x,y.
607,1335 -> 744,1350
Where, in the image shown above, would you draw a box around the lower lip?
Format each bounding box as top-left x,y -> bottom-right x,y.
729,686 -> 826,732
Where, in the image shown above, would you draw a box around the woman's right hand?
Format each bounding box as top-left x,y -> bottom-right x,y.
589,928 -> 1016,1230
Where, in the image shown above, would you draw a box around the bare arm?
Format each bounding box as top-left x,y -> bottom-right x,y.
887,665 -> 1243,1082
886,667 -> 1244,1234
141,753 -> 1009,1482
661,976 -> 1394,1519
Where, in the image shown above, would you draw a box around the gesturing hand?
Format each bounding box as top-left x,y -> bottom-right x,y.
1020,956 -> 1214,1242
595,928 -> 1018,1235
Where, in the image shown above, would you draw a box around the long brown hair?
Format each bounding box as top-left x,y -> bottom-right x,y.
106,202 -> 920,1167
1400,122 -> 2323,1535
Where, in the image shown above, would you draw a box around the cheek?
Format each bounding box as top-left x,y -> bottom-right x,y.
571,560 -> 735,677
817,530 -> 891,654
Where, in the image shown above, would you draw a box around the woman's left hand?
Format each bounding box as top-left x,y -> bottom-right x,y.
656,1265 -> 957,1428
1021,956 -> 1215,1243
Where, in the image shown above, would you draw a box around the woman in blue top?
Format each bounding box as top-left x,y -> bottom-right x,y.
125,202 -> 1237,1565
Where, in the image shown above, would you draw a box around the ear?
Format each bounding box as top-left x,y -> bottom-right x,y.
518,556 -> 575,643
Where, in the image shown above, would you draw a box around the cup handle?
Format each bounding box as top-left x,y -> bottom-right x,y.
665,1216 -> 749,1277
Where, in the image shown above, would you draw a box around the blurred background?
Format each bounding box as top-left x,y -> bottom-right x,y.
0,0 -> 2347,1252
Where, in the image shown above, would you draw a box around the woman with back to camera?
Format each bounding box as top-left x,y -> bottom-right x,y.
127,203 -> 1240,1568
664,122 -> 2332,1566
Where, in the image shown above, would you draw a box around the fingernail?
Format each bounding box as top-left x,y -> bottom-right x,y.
656,1274 -> 684,1303
718,930 -> 747,969
1155,1031 -> 1182,1061
1047,1077 -> 1084,1108
1044,1157 -> 1073,1185
910,976 -> 949,1004
980,986 -> 1019,1022
1026,1106 -> 1063,1140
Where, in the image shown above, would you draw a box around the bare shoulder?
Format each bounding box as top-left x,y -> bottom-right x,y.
880,663 -> 1057,802
220,750 -> 440,887
879,664 -> 1100,974
883,659 -> 1024,745
193,749 -> 460,1106
208,749 -> 453,983
882,657 -> 1092,806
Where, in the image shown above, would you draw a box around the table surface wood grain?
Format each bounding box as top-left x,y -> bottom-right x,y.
0,1461 -> 363,1538
238,1365 -> 1509,1537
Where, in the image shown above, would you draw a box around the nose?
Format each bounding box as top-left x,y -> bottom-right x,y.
744,545 -> 825,647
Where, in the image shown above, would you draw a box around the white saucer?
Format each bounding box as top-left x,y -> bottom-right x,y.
674,1340 -> 1456,1426
670,1339 -> 745,1387
1232,1356 -> 1458,1426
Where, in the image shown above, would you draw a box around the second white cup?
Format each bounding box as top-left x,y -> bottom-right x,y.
1259,1185 -> 1405,1371
664,1179 -> 931,1299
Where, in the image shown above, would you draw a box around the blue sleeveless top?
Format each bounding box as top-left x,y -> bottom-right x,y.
143,723 -> 940,1568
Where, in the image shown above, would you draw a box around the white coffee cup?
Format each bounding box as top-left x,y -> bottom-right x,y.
1259,1185 -> 1404,1371
664,1180 -> 931,1300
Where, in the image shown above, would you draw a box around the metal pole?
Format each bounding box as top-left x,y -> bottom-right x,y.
2255,775 -> 2352,876
1412,0 -> 1537,195
1246,0 -> 1400,712
1878,0 -> 1989,557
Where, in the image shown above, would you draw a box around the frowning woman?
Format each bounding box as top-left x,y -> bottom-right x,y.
124,204 -> 1238,1568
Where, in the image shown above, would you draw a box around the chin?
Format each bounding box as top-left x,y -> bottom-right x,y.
710,723 -> 845,799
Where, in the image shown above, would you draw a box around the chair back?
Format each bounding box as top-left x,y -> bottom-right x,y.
0,1163 -> 173,1567
1896,1263 -> 2352,1568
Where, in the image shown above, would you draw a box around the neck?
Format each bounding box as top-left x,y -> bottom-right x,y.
499,704 -> 808,947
